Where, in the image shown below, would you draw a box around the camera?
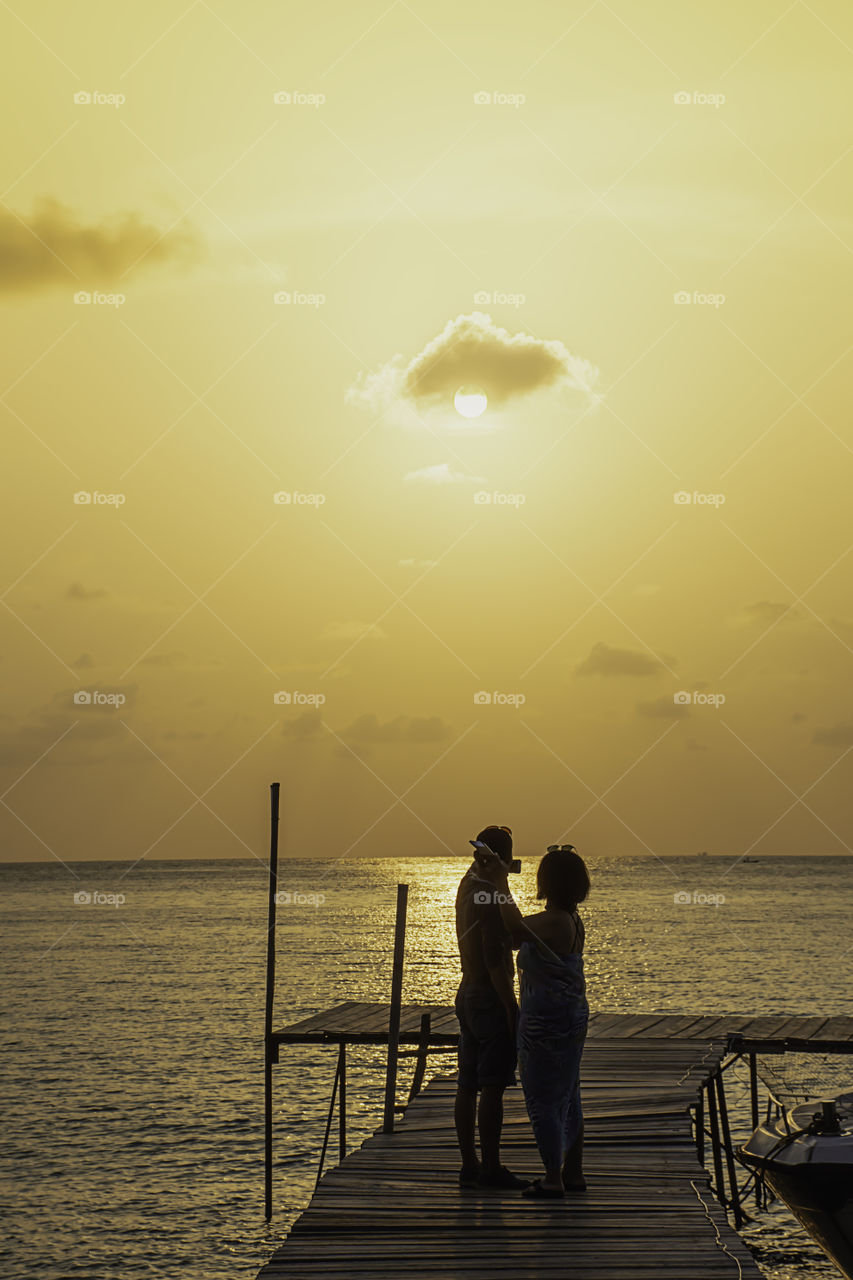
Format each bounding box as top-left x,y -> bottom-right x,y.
470,840 -> 521,874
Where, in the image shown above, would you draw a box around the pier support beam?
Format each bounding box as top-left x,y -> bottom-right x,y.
263,782 -> 280,1222
382,884 -> 409,1133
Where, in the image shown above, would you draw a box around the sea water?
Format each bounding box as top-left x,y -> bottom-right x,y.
2,854 -> 851,1279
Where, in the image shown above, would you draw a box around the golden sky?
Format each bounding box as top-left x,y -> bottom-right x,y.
2,0 -> 852,863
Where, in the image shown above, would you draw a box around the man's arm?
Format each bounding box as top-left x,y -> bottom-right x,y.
479,893 -> 519,1030
486,961 -> 519,1032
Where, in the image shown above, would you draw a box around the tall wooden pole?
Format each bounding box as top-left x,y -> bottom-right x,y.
382,883 -> 408,1133
264,782 -> 280,1221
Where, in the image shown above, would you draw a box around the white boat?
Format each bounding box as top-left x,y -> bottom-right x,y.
740,1092 -> 853,1279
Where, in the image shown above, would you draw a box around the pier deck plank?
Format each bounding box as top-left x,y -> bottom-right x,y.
272,1006 -> 853,1048
259,1032 -> 765,1279
262,1010 -> 853,1277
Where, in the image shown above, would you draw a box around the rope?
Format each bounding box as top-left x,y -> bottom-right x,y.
689,1179 -> 744,1279
314,1049 -> 342,1191
744,1123 -> 807,1212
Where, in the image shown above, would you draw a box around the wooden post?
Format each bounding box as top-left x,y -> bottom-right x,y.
407,1012 -> 432,1103
264,782 -> 280,1222
748,1052 -> 762,1206
382,883 -> 408,1133
748,1052 -> 759,1130
715,1069 -> 744,1227
338,1041 -> 347,1163
706,1077 -> 726,1208
694,1091 -> 704,1164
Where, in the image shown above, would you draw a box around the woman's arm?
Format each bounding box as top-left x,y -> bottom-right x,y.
497,885 -> 527,945
474,855 -> 525,941
476,853 -> 561,957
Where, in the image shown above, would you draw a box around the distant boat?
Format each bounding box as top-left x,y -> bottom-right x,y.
742,856 -> 760,863
740,1092 -> 853,1279
697,850 -> 709,857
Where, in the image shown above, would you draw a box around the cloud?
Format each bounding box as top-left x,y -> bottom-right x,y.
0,197 -> 201,295
576,642 -> 670,677
637,696 -> 690,720
321,621 -> 388,642
404,463 -> 485,486
342,713 -> 451,743
139,652 -> 185,667
282,710 -> 324,741
346,311 -> 598,414
276,659 -> 353,681
0,684 -> 138,768
67,581 -> 108,602
812,721 -> 853,747
738,601 -> 800,626
138,650 -> 223,670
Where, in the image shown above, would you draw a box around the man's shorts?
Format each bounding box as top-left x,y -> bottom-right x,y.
455,981 -> 517,1092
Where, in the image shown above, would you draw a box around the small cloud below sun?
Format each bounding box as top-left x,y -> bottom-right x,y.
404,462 -> 486,486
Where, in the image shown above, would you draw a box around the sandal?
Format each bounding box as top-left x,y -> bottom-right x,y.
522,1178 -> 565,1198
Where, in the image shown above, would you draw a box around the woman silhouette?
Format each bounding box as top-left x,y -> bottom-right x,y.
477,843 -> 590,1197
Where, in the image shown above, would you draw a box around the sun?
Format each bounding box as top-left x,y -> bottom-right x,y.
453,385 -> 488,418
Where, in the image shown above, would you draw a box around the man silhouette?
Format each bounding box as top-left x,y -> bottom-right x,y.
453,825 -> 529,1189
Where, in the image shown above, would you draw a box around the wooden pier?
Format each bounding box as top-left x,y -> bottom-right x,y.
257,1007 -> 853,1279
257,821 -> 853,1277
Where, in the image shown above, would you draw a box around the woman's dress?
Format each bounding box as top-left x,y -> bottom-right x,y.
516,925 -> 589,1169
